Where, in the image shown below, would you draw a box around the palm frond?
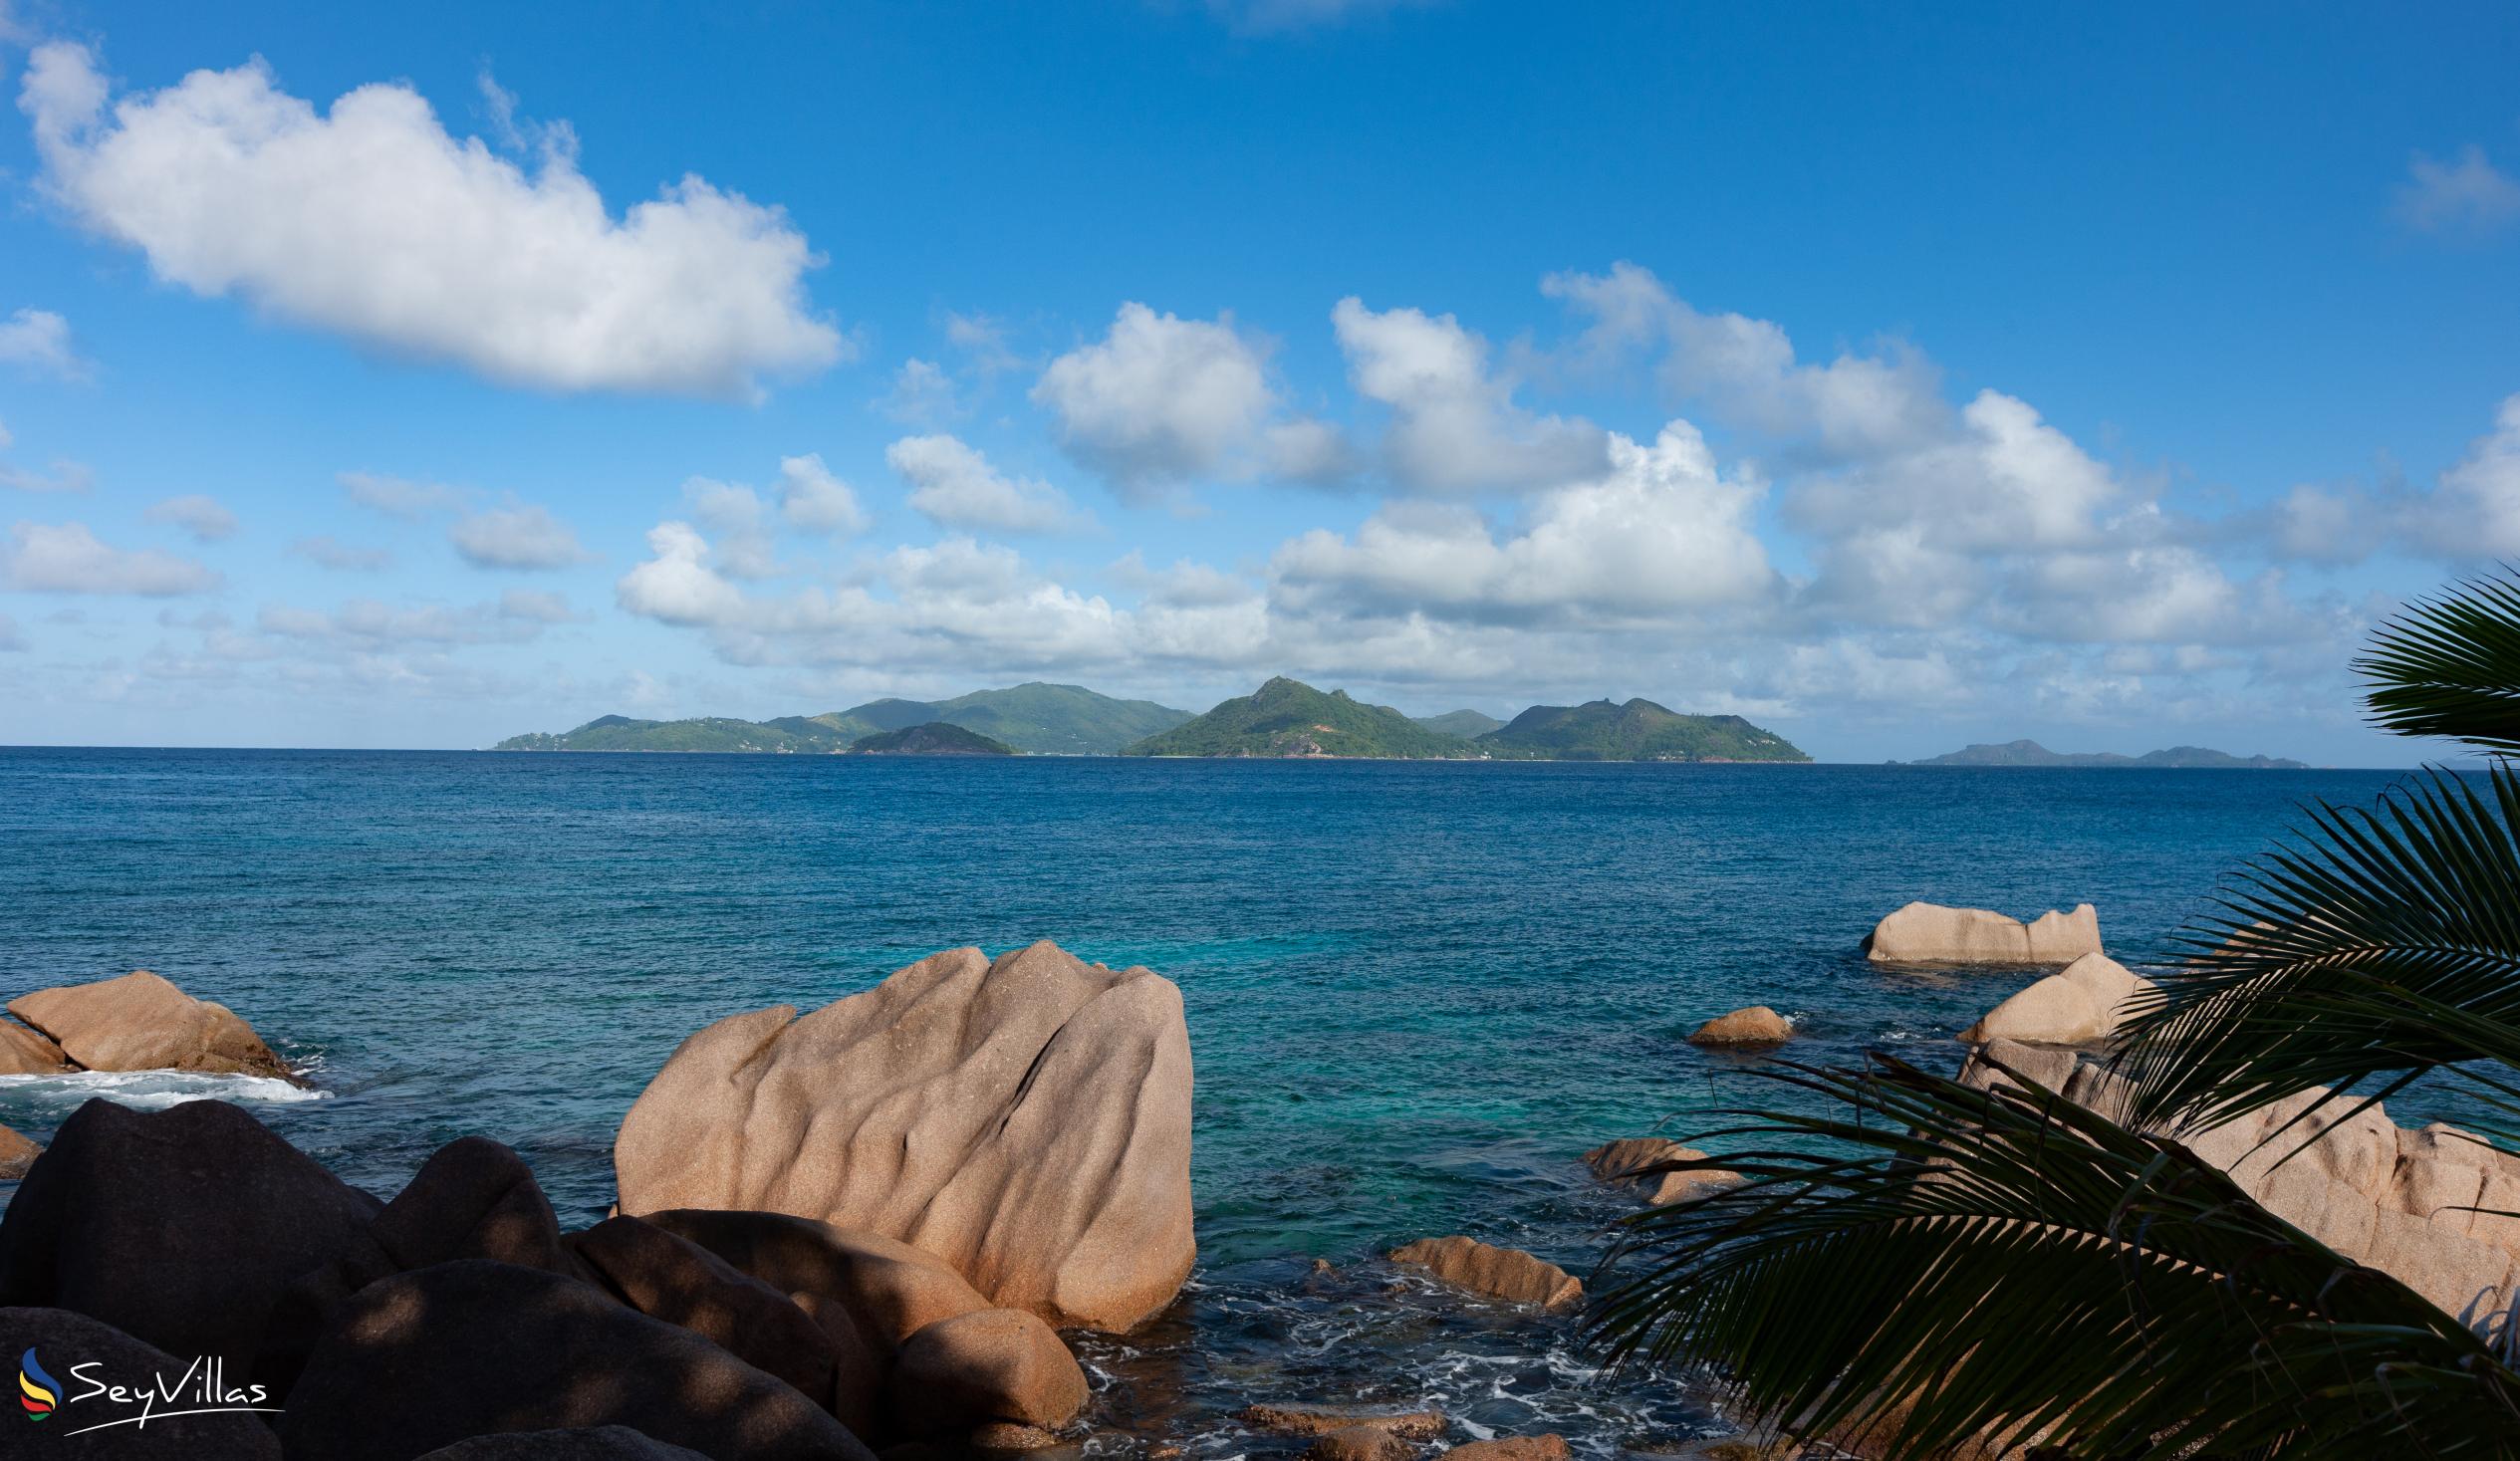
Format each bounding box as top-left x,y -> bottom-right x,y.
2360,570 -> 2520,754
1588,1055 -> 2520,1459
2120,764 -> 2520,1140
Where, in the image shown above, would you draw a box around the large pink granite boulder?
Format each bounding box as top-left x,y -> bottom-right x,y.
615,941 -> 1194,1333
1865,902 -> 2101,966
7,970 -> 291,1079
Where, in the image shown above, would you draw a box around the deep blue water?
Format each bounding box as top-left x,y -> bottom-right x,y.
0,750 -> 2425,1453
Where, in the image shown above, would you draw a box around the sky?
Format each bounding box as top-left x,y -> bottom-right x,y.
0,2 -> 2515,763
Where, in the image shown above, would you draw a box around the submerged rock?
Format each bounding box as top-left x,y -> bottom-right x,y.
1236,1405 -> 1447,1440
1446,1438 -> 1570,1461
1686,1007 -> 1794,1047
0,1306 -> 283,1459
7,970 -> 294,1079
1305,1427 -> 1415,1461
1958,953 -> 2155,1047
1864,902 -> 2101,966
0,1097 -> 379,1367
615,941 -> 1195,1333
1583,1137 -> 1737,1206
279,1260 -> 874,1461
1387,1236 -> 1582,1312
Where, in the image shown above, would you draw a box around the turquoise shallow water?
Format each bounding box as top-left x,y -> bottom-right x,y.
0,749 -> 2425,1452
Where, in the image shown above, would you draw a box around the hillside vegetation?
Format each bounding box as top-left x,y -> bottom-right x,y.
849,722 -> 1017,756
495,683 -> 1188,755
1122,677 -> 1474,758
1476,699 -> 1811,762
1413,709 -> 1506,739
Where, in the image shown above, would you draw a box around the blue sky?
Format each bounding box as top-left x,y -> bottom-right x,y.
1,1 -> 2515,762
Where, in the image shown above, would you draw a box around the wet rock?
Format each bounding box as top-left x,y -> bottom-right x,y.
414,1429 -> 712,1460
1236,1405 -> 1446,1440
570,1214 -> 878,1438
1583,1137 -> 1737,1206
278,1260 -> 873,1461
967,1422 -> 1066,1453
888,1307 -> 1090,1434
1388,1237 -> 1582,1311
7,970 -> 293,1078
0,1016 -> 69,1074
0,1306 -> 282,1459
642,1208 -> 991,1350
0,1097 -> 379,1367
1863,902 -> 2101,966
616,941 -> 1195,1332
1958,954 -> 2154,1047
0,1121 -> 41,1178
1307,1426 -> 1415,1461
1445,1437 -> 1570,1461
1685,1007 -> 1793,1048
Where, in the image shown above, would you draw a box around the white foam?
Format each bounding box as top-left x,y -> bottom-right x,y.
0,1069 -> 330,1114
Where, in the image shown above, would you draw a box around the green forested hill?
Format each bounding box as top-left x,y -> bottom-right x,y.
1122,677 -> 1475,758
493,715 -> 858,753
493,682 -> 1189,755
1414,709 -> 1506,739
848,722 -> 1017,755
1475,699 -> 1810,762
906,683 -> 1191,754
1907,738 -> 2308,769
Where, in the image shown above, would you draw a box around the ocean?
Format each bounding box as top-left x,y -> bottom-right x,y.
0,748 -> 2427,1453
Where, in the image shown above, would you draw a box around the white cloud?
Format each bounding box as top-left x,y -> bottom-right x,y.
2409,393 -> 2520,558
879,358 -> 965,425
21,43 -> 844,397
776,453 -> 869,536
0,308 -> 88,379
886,434 -> 1092,534
145,493 -> 238,542
943,311 -> 1022,376
680,477 -> 782,580
1274,420 -> 1774,620
1332,296 -> 1608,494
0,457 -> 93,494
1548,261 -> 1946,458
1034,303 -> 1287,489
616,521 -> 747,627
2396,145 -> 2520,236
449,502 -> 589,570
340,470 -> 464,520
1204,0 -> 1437,35
256,592 -> 569,648
290,535 -> 392,572
2,521 -> 219,595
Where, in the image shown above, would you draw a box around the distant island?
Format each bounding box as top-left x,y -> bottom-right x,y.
1905,738 -> 2309,770
850,723 -> 1015,756
1121,678 -> 1811,762
495,683 -> 1192,757
497,676 -> 1811,763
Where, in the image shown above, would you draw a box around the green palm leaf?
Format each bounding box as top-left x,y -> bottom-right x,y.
2361,571 -> 2520,754
2119,763 -> 2520,1142
1589,1055 -> 2520,1458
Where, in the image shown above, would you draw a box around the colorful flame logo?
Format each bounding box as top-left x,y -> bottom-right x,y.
18,1347 -> 57,1421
